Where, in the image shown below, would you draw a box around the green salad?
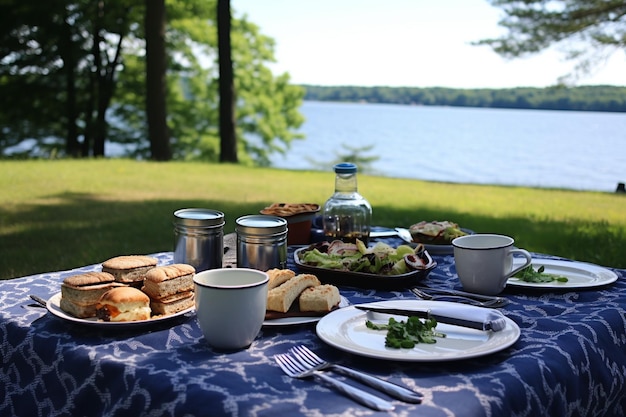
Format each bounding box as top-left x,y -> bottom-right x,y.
298,240 -> 429,275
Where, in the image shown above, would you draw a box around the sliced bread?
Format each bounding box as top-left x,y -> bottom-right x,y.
267,268 -> 296,290
266,274 -> 320,313
298,284 -> 341,312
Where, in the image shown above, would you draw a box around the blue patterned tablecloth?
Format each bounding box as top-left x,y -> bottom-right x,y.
1,242 -> 625,417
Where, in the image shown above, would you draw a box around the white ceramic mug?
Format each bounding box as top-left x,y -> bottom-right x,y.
452,234 -> 532,295
193,268 -> 269,350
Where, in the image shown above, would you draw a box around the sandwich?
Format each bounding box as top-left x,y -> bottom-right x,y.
142,264 -> 195,315
148,291 -> 195,316
95,287 -> 151,322
60,271 -> 126,318
266,274 -> 321,313
298,284 -> 341,312
101,255 -> 158,287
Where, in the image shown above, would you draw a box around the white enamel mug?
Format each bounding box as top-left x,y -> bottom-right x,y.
193,268 -> 269,350
452,234 -> 532,295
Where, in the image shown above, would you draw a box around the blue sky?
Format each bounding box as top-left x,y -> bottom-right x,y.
232,0 -> 626,88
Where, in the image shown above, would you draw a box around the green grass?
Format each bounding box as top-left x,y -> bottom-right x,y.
1,159 -> 625,280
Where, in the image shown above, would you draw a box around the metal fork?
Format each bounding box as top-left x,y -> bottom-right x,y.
290,345 -> 422,403
274,353 -> 394,411
411,288 -> 508,308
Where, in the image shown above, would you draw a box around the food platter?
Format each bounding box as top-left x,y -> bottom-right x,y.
316,300 -> 520,362
293,247 -> 437,290
46,292 -> 194,328
263,296 -> 350,327
507,258 -> 619,290
420,228 -> 474,255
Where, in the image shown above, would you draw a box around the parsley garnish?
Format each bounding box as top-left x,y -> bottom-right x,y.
514,265 -> 568,283
366,316 -> 446,348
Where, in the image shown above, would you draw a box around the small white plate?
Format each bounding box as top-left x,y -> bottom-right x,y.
46,292 -> 194,328
507,258 -> 619,289
316,300 -> 520,362
263,296 -> 350,327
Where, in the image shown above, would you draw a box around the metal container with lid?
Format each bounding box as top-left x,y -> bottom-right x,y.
235,215 -> 288,271
173,208 -> 225,272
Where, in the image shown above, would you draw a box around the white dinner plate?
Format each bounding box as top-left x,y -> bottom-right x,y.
263,296 -> 350,327
46,292 -> 194,328
507,258 -> 619,289
316,299 -> 520,362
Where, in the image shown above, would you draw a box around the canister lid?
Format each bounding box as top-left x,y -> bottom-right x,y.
236,215 -> 287,235
174,208 -> 225,227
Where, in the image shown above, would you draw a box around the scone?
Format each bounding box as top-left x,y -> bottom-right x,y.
142,264 -> 195,315
101,255 -> 158,287
299,284 -> 341,312
266,268 -> 296,290
95,287 -> 151,322
266,274 -> 320,313
60,271 -> 126,318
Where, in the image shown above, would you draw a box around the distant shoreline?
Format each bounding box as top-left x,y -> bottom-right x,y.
301,84 -> 626,113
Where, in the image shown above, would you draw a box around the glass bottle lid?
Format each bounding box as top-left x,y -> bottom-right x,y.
334,162 -> 357,174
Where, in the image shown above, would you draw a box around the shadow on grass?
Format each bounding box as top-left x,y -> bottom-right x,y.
2,193 -> 624,279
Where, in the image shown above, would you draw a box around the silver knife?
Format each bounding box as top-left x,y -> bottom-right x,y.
355,304 -> 506,332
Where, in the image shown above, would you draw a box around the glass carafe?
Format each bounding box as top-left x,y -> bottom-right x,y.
322,163 -> 372,244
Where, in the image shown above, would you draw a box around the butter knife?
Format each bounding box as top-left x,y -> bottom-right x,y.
355,304 -> 506,332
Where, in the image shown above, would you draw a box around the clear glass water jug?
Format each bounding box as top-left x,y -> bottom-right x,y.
322,162 -> 372,244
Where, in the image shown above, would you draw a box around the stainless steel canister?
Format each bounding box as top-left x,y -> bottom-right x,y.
236,215 -> 288,270
173,208 -> 225,272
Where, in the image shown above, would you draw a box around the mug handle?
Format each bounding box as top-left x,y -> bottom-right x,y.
506,248 -> 533,278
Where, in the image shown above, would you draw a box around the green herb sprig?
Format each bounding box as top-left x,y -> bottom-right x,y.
514,265 -> 568,283
366,316 -> 446,349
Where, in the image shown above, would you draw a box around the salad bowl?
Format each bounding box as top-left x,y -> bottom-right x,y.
293,244 -> 436,290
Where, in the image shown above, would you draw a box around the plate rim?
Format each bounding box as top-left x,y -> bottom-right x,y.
507,258 -> 619,289
315,300 -> 520,362
46,292 -> 194,327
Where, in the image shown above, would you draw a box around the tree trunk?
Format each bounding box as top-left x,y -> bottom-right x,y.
61,14 -> 80,157
145,0 -> 171,161
217,0 -> 237,162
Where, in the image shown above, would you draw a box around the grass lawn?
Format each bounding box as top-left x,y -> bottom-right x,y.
1,159 -> 624,280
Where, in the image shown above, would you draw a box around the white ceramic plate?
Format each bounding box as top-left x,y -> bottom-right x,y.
264,296 -> 350,327
46,292 -> 194,328
316,300 -> 520,362
507,258 -> 619,289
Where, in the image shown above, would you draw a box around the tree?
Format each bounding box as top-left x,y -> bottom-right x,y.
476,0 -> 626,84
217,0 -> 237,163
1,0 -> 304,164
145,0 -> 171,161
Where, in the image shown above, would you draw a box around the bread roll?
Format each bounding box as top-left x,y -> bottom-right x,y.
267,268 -> 296,290
60,272 -> 126,318
142,264 -> 195,300
266,274 -> 320,313
101,255 -> 158,285
95,287 -> 151,322
299,285 -> 341,312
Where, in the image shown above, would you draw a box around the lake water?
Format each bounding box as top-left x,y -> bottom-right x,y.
269,101 -> 626,193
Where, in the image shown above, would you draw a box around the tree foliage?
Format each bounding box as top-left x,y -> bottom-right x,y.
476,0 -> 626,84
303,84 -> 626,112
0,0 -> 305,164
